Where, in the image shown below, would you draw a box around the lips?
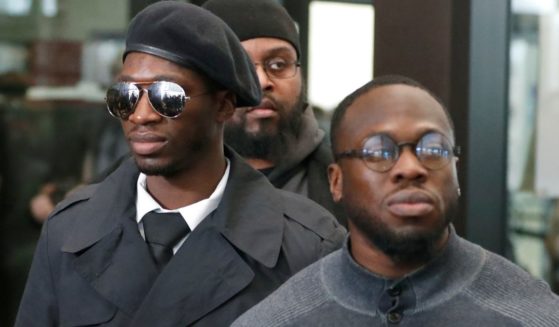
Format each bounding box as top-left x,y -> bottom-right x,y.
386,189 -> 435,217
245,99 -> 277,119
129,132 -> 167,156
246,98 -> 276,112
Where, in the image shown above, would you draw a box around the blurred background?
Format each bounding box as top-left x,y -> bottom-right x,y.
1,0 -> 558,324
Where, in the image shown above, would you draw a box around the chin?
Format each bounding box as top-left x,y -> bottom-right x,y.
134,157 -> 179,177
348,207 -> 451,265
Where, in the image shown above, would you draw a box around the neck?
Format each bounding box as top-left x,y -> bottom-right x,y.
349,228 -> 450,279
245,158 -> 274,170
145,151 -> 227,210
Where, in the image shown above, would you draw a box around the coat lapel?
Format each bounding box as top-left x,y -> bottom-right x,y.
218,146 -> 286,268
131,225 -> 255,326
61,159 -> 159,315
60,150 -> 291,325
131,148 -> 288,326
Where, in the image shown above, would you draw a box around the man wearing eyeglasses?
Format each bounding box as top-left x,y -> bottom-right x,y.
232,75 -> 559,326
14,3 -> 345,326
203,0 -> 346,226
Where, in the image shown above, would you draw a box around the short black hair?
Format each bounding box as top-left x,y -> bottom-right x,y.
329,75 -> 455,153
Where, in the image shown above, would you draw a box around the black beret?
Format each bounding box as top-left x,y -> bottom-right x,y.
202,0 -> 301,59
124,1 -> 261,107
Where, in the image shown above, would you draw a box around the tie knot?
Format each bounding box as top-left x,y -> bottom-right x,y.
143,211 -> 190,269
142,211 -> 190,270
143,211 -> 190,250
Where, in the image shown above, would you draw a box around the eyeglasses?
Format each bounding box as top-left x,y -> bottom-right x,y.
105,81 -> 206,120
254,58 -> 300,80
334,132 -> 460,172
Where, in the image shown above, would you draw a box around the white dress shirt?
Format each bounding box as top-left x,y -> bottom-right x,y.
135,159 -> 230,254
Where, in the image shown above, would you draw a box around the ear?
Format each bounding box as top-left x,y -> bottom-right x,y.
328,163 -> 343,203
452,157 -> 460,191
215,90 -> 236,123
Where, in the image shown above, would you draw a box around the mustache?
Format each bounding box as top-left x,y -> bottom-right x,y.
127,126 -> 166,141
244,97 -> 278,112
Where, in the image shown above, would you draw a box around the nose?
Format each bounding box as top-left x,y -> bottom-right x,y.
254,64 -> 274,92
127,90 -> 162,125
389,147 -> 428,184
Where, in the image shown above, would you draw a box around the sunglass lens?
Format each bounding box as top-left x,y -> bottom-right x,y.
148,81 -> 187,118
106,83 -> 140,120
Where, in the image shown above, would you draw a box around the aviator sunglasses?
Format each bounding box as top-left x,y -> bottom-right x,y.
105,81 -> 206,120
334,132 -> 460,172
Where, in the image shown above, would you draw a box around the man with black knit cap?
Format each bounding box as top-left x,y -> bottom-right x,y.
14,2 -> 345,326
203,0 -> 346,226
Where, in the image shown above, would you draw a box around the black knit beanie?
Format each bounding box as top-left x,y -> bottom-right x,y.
202,0 -> 301,59
124,1 -> 261,107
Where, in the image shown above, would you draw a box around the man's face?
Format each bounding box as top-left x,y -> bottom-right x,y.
329,84 -> 459,264
118,52 -> 227,176
224,37 -> 305,160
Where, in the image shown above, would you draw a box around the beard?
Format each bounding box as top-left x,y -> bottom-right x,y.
135,158 -> 182,177
131,139 -> 205,178
346,194 -> 459,266
224,92 -> 305,162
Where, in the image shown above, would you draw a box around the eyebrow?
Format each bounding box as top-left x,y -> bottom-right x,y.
263,46 -> 297,60
366,128 -> 451,143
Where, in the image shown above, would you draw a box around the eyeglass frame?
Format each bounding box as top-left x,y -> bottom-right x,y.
253,58 -> 301,80
334,132 -> 461,172
105,81 -> 208,120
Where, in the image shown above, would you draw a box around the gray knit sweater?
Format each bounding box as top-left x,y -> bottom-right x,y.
232,228 -> 559,326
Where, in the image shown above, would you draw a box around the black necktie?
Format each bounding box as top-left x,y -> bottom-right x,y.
142,211 -> 190,270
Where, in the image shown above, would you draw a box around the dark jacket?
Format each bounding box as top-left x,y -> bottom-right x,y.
15,147 -> 346,327
266,106 -> 346,226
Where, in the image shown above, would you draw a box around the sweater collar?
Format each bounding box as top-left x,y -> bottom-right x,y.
323,225 -> 485,316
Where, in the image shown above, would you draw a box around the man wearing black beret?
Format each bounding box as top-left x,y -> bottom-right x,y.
14,2 -> 345,326
203,0 -> 346,226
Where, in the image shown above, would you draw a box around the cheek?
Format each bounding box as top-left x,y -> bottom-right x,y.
170,111 -> 210,140
341,167 -> 385,210
432,169 -> 460,210
277,79 -> 302,104
120,121 -> 132,138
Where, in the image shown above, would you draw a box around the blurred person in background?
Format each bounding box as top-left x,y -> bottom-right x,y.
203,0 -> 346,226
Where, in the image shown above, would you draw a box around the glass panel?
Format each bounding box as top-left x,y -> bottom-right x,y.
508,0 -> 559,292
0,0 -> 32,16
308,1 -> 374,115
0,1 -> 129,324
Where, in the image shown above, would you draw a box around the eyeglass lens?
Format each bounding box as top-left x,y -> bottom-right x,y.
260,58 -> 299,79
105,81 -> 187,120
362,132 -> 454,171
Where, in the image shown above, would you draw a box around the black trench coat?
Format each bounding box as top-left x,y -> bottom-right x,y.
15,147 -> 345,327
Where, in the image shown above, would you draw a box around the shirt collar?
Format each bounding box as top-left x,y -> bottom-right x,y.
135,158 -> 230,231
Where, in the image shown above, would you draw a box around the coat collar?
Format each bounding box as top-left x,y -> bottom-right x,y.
58,147 -> 287,321
213,146 -> 286,268
60,157 -> 139,254
61,147 -> 286,268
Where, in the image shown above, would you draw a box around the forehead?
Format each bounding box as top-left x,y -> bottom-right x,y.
241,37 -> 297,60
339,84 -> 453,146
119,52 -> 207,86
